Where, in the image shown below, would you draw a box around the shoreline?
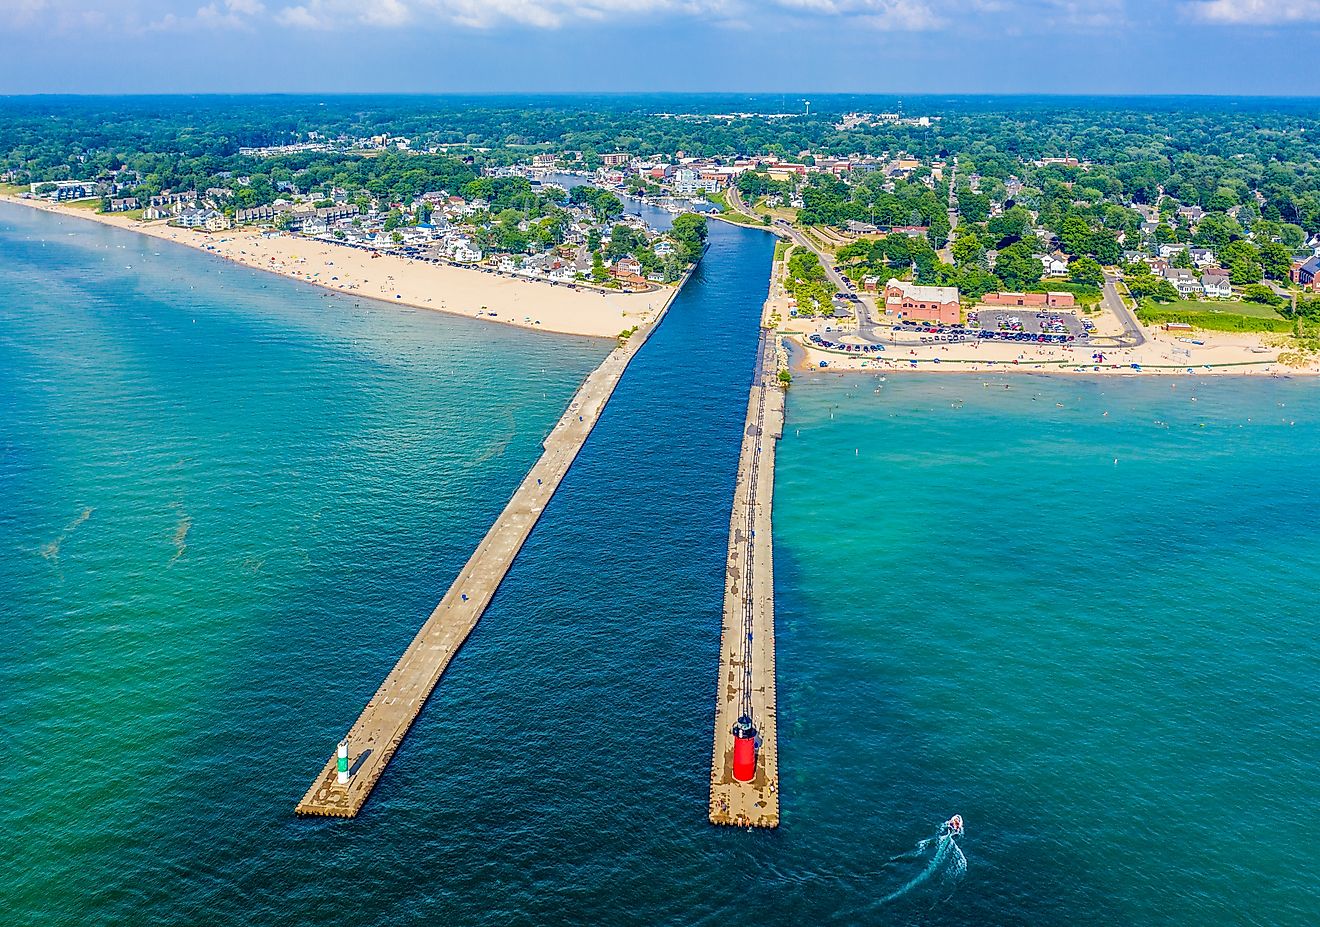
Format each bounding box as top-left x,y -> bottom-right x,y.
0,193 -> 673,340
786,338 -> 1319,377
749,217 -> 1318,379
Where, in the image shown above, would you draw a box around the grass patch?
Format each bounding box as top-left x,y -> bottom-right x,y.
0,183 -> 27,196
1152,298 -> 1284,319
712,210 -> 760,227
1137,298 -> 1292,333
773,240 -> 790,263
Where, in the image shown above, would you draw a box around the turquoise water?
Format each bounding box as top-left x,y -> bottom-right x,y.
774,373 -> 1320,924
4,201 -> 1318,925
0,203 -> 606,922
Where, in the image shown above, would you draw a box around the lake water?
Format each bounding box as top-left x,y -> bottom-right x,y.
3,202 -> 1316,925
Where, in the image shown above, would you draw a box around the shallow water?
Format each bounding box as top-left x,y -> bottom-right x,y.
4,202 -> 1317,925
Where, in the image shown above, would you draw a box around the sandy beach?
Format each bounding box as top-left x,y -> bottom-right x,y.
788,327 -> 1320,377
0,193 -> 672,339
758,247 -> 1320,378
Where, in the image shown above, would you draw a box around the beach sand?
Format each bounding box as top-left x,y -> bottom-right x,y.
791,327 -> 1320,377
1,194 -> 670,339
758,258 -> 1319,378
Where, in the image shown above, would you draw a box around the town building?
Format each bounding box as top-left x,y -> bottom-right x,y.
981,292 -> 1076,309
884,279 -> 960,324
1291,256 -> 1320,291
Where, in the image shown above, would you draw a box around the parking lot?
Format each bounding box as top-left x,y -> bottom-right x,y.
971,309 -> 1089,337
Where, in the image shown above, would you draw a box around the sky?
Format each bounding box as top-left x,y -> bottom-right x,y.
1,0 -> 1317,95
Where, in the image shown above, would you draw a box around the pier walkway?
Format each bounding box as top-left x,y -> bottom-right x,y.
708,318 -> 784,829
297,300 -> 674,817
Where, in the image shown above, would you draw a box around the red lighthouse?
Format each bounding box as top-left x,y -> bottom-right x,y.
732,715 -> 758,782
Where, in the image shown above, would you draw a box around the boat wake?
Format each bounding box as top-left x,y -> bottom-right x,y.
878,816 -> 967,906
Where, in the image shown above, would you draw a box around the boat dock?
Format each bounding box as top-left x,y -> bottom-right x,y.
708,317 -> 784,829
296,297 -> 676,818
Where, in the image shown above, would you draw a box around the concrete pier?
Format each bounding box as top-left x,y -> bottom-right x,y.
297,290 -> 680,818
709,315 -> 785,829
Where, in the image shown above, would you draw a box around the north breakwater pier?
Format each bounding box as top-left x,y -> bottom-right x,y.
297,285 -> 682,817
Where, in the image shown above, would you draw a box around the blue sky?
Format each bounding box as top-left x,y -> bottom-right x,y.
1,0 -> 1317,95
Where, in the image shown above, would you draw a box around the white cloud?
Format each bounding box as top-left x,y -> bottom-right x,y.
274,3 -> 322,25
195,0 -> 266,27
270,0 -> 946,29
776,0 -> 943,26
1184,0 -> 1320,23
0,0 -> 1142,33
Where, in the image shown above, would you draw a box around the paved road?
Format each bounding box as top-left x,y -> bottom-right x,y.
766,215 -> 889,343
939,156 -> 958,263
1102,274 -> 1147,347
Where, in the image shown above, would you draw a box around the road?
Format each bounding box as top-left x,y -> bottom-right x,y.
725,183 -> 751,217
939,156 -> 958,263
1101,274 -> 1147,347
765,213 -> 888,343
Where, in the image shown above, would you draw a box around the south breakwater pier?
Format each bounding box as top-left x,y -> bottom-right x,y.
709,303 -> 785,828
297,290 -> 679,818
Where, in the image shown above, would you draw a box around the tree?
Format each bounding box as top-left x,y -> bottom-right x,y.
987,206 -> 1031,243
955,266 -> 1002,300
1242,284 -> 1280,306
1127,275 -> 1178,303
1258,241 -> 1292,281
1229,258 -> 1263,285
995,243 -> 1043,290
1069,256 -> 1104,287
606,223 -> 640,260
1087,228 -> 1122,265
951,230 -> 983,267
1059,216 -> 1091,256
670,212 -> 708,263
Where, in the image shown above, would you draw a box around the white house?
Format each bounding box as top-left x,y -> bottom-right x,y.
1201,273 -> 1232,299
1163,268 -> 1201,297
450,241 -> 482,263
1041,255 -> 1069,277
